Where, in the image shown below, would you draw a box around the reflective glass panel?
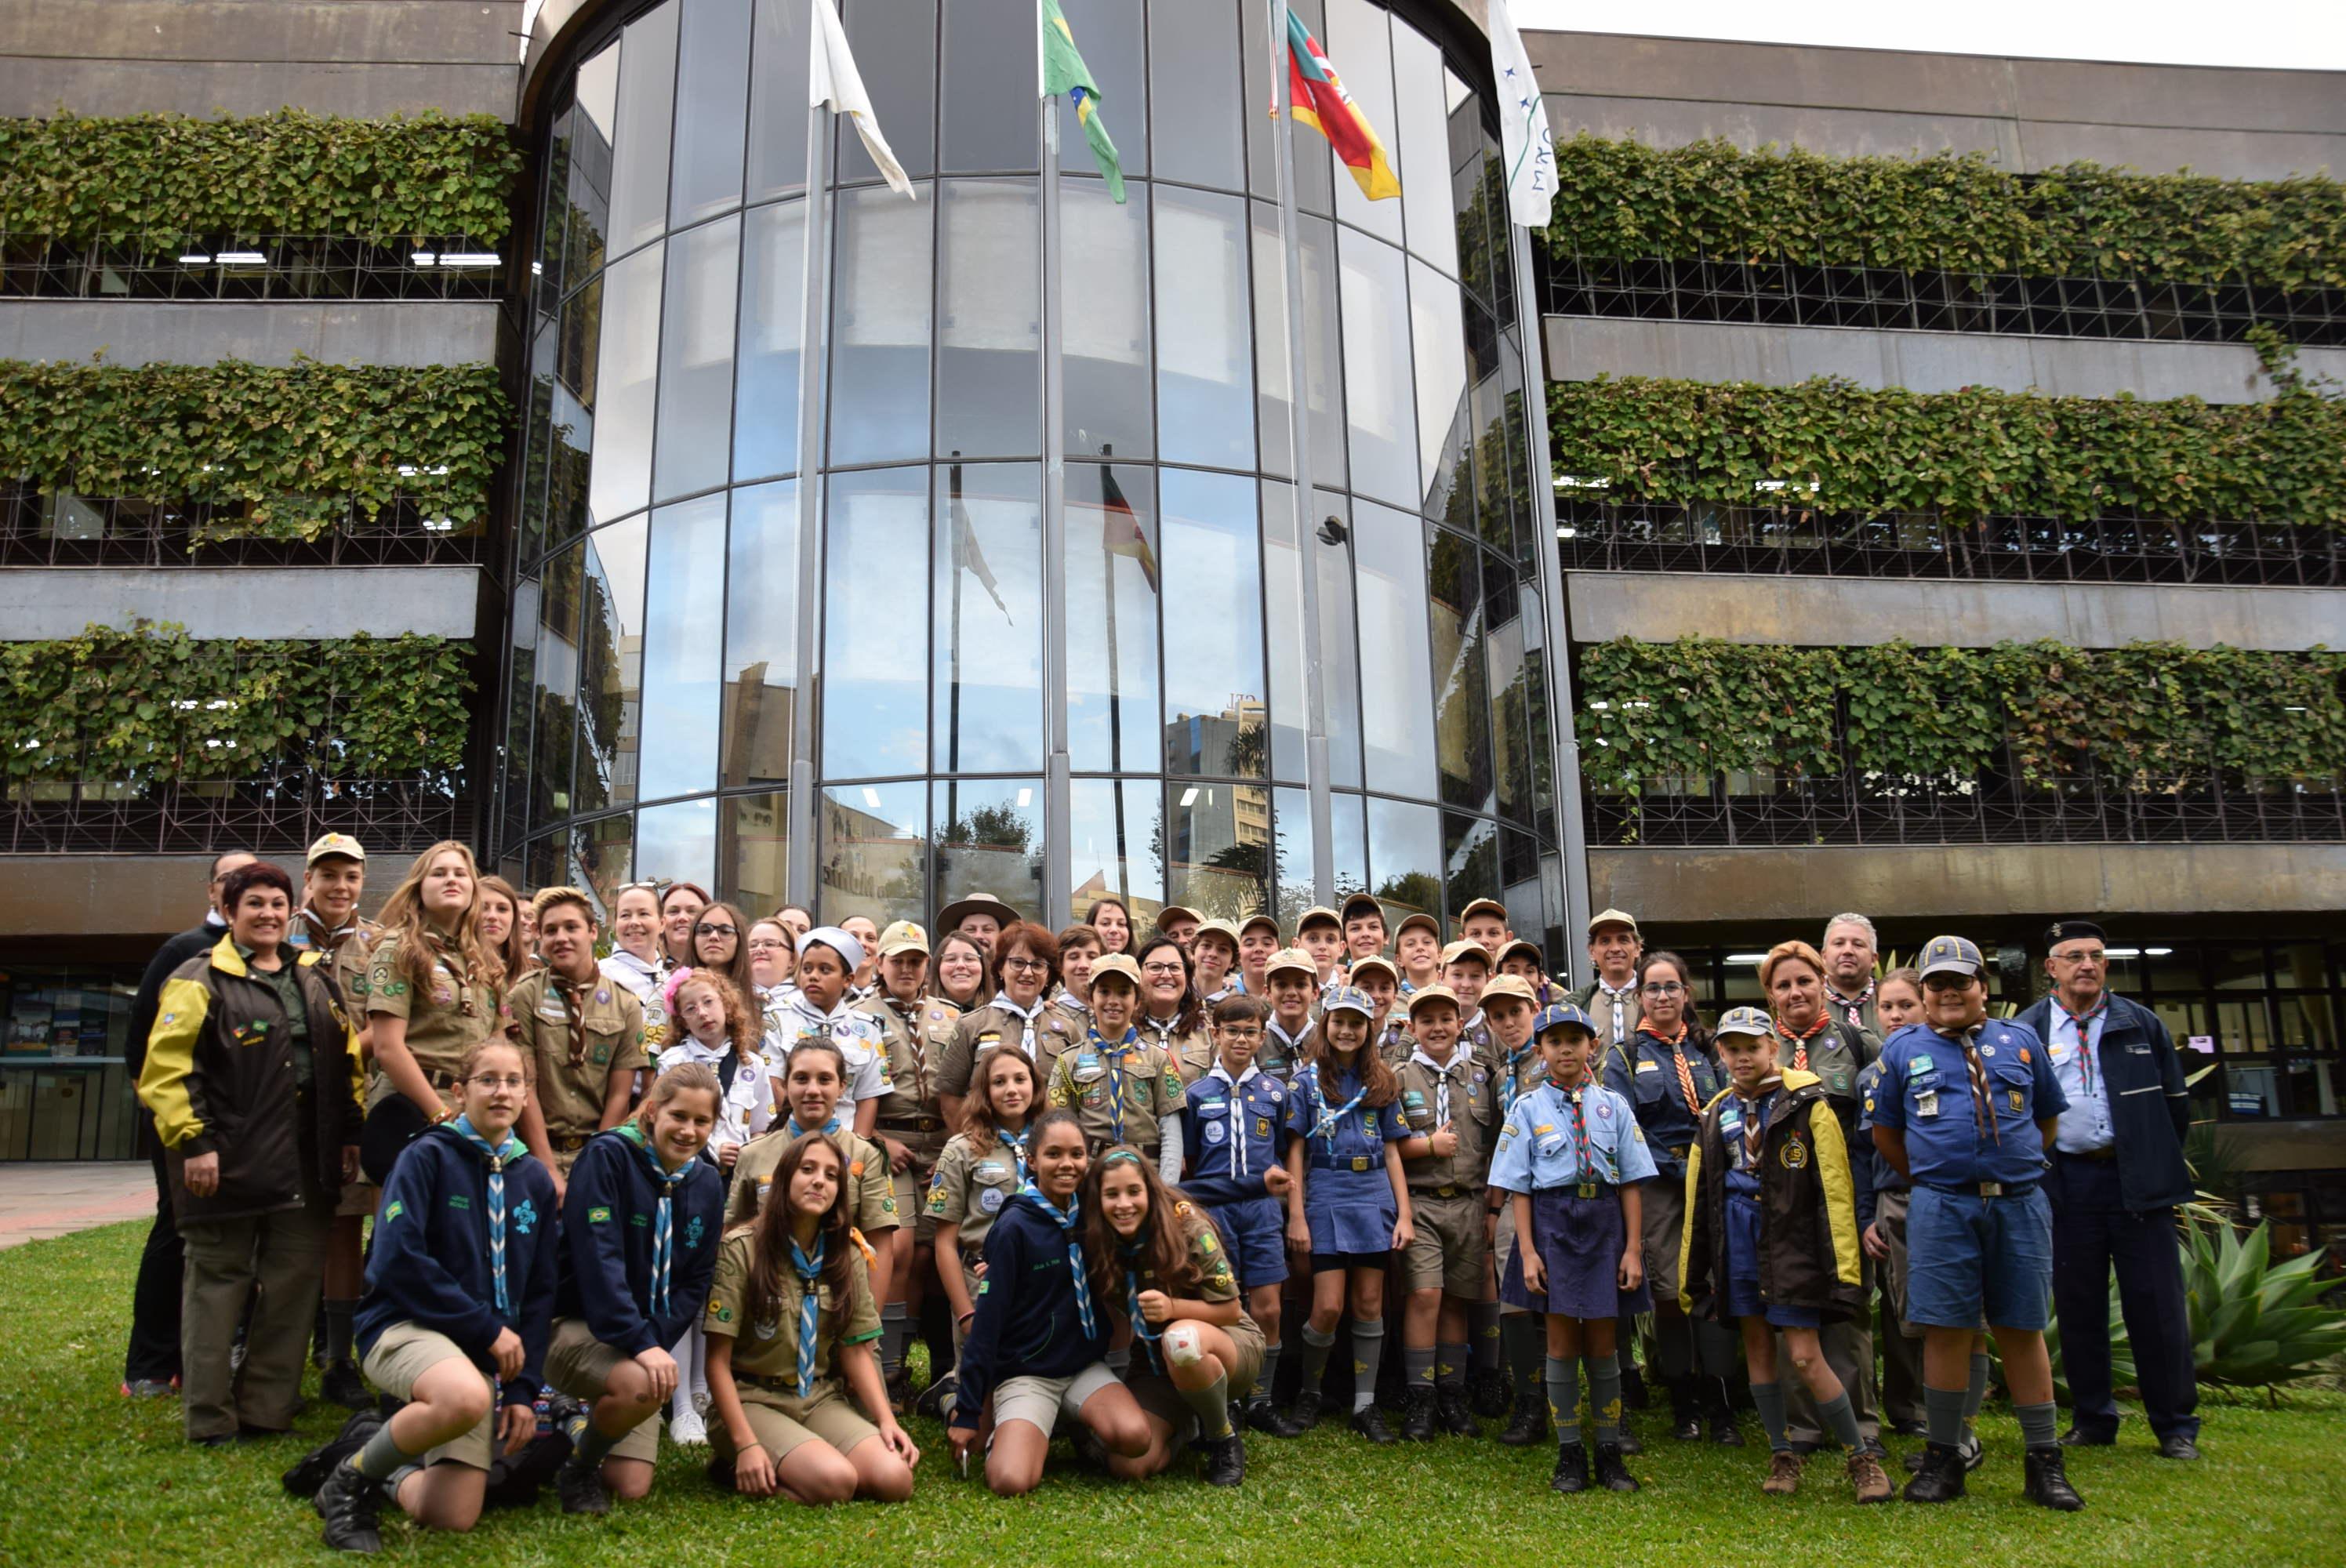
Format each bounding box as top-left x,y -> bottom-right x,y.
536,105 -> 574,317
1251,204 -> 1345,486
576,516 -> 648,812
1160,468 -> 1265,779
723,790 -> 791,916
830,185 -> 934,466
838,0 -> 935,184
933,777 -> 1046,918
1271,786 -> 1366,927
1059,0 -> 1147,178
1149,0 -> 1243,191
586,243 -> 663,525
1070,778 -> 1164,913
670,0 -> 753,225
1352,499 -> 1435,798
942,0 -> 1039,172
1262,483 -> 1360,789
519,319 -> 557,564
573,813 -> 636,915
1241,0 -> 1331,212
567,42 -> 619,278
1484,561 -> 1531,824
636,494 -> 727,801
1323,0 -> 1400,244
501,575 -> 539,850
932,462 -> 1043,773
1167,780 -> 1271,920
529,550 -> 580,824
937,180 -> 1040,459
1062,179 -> 1152,461
549,281 -> 598,548
1410,257 -> 1471,524
820,781 -> 929,927
821,467 -> 929,778
732,199 -> 806,481
745,0 -> 812,201
1428,525 -> 1492,810
607,1 -> 680,255
1153,186 -> 1253,469
721,477 -> 798,786
1366,793 -> 1440,924
1066,463 -> 1160,775
637,796 -> 718,891
1338,230 -> 1417,506
1465,299 -> 1512,551
654,213 -> 740,501
1390,18 -> 1458,277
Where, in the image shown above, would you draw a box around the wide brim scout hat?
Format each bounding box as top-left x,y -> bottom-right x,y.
1090,953 -> 1144,990
1404,983 -> 1462,1017
1323,985 -> 1375,1018
1265,946 -> 1317,979
1587,906 -> 1640,938
1531,1002 -> 1597,1038
878,920 -> 930,959
1238,912 -> 1283,941
1919,935 -> 1986,979
1348,954 -> 1400,986
936,892 -> 1020,933
1190,917 -> 1242,953
1480,974 -> 1538,1007
1713,1005 -> 1774,1040
306,832 -> 365,866
1495,938 -> 1544,970
1455,897 -> 1508,928
1439,938 -> 1492,968
1339,892 -> 1385,925
1295,904 -> 1343,935
1156,904 -> 1204,929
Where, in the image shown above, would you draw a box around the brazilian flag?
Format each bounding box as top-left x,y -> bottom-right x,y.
1041,0 -> 1125,203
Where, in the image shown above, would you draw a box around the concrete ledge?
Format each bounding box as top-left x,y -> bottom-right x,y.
0,2 -> 519,67
0,301 -> 499,369
1544,317 -> 2346,405
0,566 -> 481,640
0,60 -> 518,120
1589,841 -> 2346,924
1564,572 -> 2344,652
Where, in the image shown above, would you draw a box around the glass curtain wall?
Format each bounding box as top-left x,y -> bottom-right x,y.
502,0 -> 1563,950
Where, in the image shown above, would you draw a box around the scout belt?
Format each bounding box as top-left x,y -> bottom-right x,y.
552,1131 -> 591,1152
1923,1179 -> 2038,1199
877,1115 -> 945,1134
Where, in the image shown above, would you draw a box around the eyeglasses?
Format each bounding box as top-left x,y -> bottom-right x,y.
1141,962 -> 1186,978
746,938 -> 790,952
468,1073 -> 528,1091
614,880 -> 670,895
696,923 -> 739,938
1002,955 -> 1049,974
2049,949 -> 2106,964
1640,981 -> 1686,996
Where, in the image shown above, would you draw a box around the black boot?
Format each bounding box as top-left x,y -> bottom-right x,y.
1500,1397 -> 1550,1446
556,1454 -> 611,1515
321,1361 -> 372,1411
1619,1361 -> 1649,1411
1667,1376 -> 1703,1441
1288,1388 -> 1327,1430
1706,1379 -> 1744,1446
1399,1386 -> 1437,1442
1469,1365 -> 1511,1419
1593,1442 -> 1640,1493
1903,1442 -> 1968,1504
1200,1432 -> 1247,1486
1615,1421 -> 1644,1456
313,1461 -> 383,1555
1549,1439 -> 1589,1494
2023,1446 -> 2085,1512
1435,1383 -> 1479,1436
1349,1404 -> 1399,1445
1247,1395 -> 1306,1438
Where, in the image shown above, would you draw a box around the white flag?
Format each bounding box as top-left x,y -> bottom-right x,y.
810,0 -> 914,198
1487,0 -> 1553,228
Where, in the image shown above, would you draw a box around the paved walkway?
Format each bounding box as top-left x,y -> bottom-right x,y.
0,1160 -> 153,1250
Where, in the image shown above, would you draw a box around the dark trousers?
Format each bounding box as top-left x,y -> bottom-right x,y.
124,1123 -> 184,1385
2050,1153 -> 2198,1442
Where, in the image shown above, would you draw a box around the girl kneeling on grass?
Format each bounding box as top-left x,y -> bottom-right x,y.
1082,1145 -> 1263,1486
546,1063 -> 727,1515
316,1039 -> 558,1555
948,1108 -> 1153,1494
703,1132 -> 920,1504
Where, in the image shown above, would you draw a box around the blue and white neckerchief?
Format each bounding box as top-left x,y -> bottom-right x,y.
1502,1042 -> 1537,1117
1302,1063 -> 1370,1145
1088,1027 -> 1141,1144
992,1123 -> 1030,1186
992,993 -> 1048,1059
785,1112 -> 844,1141
616,1122 -> 685,1318
451,1116 -> 523,1316
1120,1236 -> 1164,1373
1020,1184 -> 1095,1338
789,1233 -> 826,1398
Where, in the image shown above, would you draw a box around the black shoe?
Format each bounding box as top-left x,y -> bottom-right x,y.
557,1454 -> 612,1515
1619,1364 -> 1650,1410
314,1460 -> 384,1555
1615,1425 -> 1643,1456
1247,1396 -> 1306,1438
1288,1389 -> 1327,1430
1903,1442 -> 1968,1504
1550,1439 -> 1589,1494
1200,1432 -> 1246,1486
703,1455 -> 736,1492
1398,1387 -> 1437,1442
1469,1367 -> 1511,1419
283,1409 -> 383,1501
1434,1384 -> 1478,1436
1666,1377 -> 1703,1441
912,1368 -> 957,1423
1707,1410 -> 1744,1447
1905,1431 -> 1981,1472
1349,1405 -> 1398,1445
2057,1426 -> 2115,1447
1669,1412 -> 1703,1441
321,1361 -> 372,1411
1593,1442 -> 1640,1493
1500,1400 -> 1550,1447
1859,1436 -> 1888,1459
2024,1445 -> 2085,1512
2158,1435 -> 2201,1461
1892,1417 -> 1929,1437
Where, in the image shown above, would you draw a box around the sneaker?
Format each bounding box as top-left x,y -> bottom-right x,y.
1762,1449 -> 1803,1496
1905,1430 -> 1982,1473
1903,1441 -> 1968,1503
1348,1405 -> 1398,1445
314,1460 -> 384,1554
1434,1384 -> 1478,1436
1848,1449 -> 1894,1504
1498,1400 -> 1549,1447
1549,1440 -> 1589,1494
1469,1367 -> 1511,1419
2022,1446 -> 2084,1512
1592,1442 -> 1640,1493
121,1378 -> 176,1399
557,1454 -> 612,1515
1398,1387 -> 1436,1443
668,1408 -> 709,1448
321,1361 -> 372,1411
912,1369 -> 958,1423
1200,1432 -> 1246,1487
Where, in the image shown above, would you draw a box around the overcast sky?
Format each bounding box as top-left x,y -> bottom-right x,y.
1513,0 -> 2346,71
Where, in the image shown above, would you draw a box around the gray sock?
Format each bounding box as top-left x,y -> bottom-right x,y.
2015,1399 -> 2057,1450
1964,1351 -> 1991,1432
1436,1340 -> 1469,1388
574,1414 -> 622,1468
1404,1345 -> 1436,1389
1469,1302 -> 1502,1372
1589,1353 -> 1624,1445
1545,1356 -> 1582,1444
1300,1324 -> 1336,1386
880,1301 -> 908,1378
351,1421 -> 421,1481
1351,1320 -> 1385,1413
1257,1341 -> 1280,1399
1818,1389 -> 1865,1454
1504,1312 -> 1543,1406
1927,1384 -> 1969,1448
1752,1380 -> 1792,1453
1182,1366 -> 1235,1440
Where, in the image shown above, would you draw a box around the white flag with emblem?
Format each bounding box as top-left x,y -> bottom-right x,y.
1486,0 -> 1553,227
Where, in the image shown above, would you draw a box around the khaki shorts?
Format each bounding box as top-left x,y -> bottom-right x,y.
1403,1192 -> 1488,1298
993,1362 -> 1122,1438
1640,1172 -> 1690,1305
543,1319 -> 660,1464
714,1381 -> 877,1464
360,1323 -> 495,1470
1128,1311 -> 1266,1433
889,1160 -> 940,1243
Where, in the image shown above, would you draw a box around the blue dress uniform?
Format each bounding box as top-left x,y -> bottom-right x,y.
1490,1078 -> 1658,1319
1286,1062 -> 1407,1262
1869,1017 -> 2068,1330
1182,1062 -> 1292,1290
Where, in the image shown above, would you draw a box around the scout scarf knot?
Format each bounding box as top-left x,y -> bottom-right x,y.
993,1122 -> 1030,1186
1826,978 -> 1875,1031
1638,1021 -> 1701,1117
452,1116 -> 524,1316
790,1233 -> 826,1398
991,993 -> 1049,1059
785,1112 -> 844,1140
2058,999 -> 2110,1097
1302,1064 -> 1370,1145
1086,1027 -> 1142,1143
1021,1184 -> 1097,1338
1773,1011 -> 1832,1072
1594,978 -> 1636,1043
616,1121 -> 685,1316
1959,1025 -> 2001,1146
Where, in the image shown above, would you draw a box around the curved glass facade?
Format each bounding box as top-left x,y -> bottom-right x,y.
500,0 -> 1563,946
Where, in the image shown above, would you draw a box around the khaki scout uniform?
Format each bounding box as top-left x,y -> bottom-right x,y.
360,927 -> 501,1112
506,967 -> 649,1173
1395,1045 -> 1503,1298
702,1228 -> 882,1461
922,1128 -> 1027,1342
1120,1201 -> 1267,1428
935,999 -> 1078,1102
863,993 -> 959,1223
729,1122 -> 900,1240
1136,1013 -> 1215,1086
1044,1031 -> 1184,1158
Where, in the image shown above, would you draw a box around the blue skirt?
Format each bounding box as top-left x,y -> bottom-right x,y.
1726,1191 -> 1822,1328
1501,1187 -> 1652,1319
1302,1161 -> 1396,1257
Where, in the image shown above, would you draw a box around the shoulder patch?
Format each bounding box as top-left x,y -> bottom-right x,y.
588,1206 -> 612,1224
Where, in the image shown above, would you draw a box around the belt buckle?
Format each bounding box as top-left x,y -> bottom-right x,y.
1351,1156 -> 1370,1172
1576,1181 -> 1597,1199
1981,1181 -> 2004,1198
1434,1185 -> 1458,1199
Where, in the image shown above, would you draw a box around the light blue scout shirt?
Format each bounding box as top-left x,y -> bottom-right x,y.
1489,1078 -> 1658,1194
2046,1002 -> 2115,1155
1868,1020 -> 2068,1189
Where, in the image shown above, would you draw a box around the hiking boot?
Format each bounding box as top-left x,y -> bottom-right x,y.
1349,1405 -> 1398,1445
1549,1439 -> 1589,1494
321,1361 -> 371,1411
314,1460 -> 383,1555
1848,1448 -> 1894,1503
1904,1441 -> 1968,1503
1287,1389 -> 1327,1430
1398,1387 -> 1436,1443
2023,1446 -> 2084,1512
911,1368 -> 957,1423
1593,1443 -> 1640,1492
1200,1432 -> 1246,1486
1762,1449 -> 1803,1495
1906,1430 -> 1984,1472
1434,1384 -> 1478,1436
557,1454 -> 611,1515
1468,1366 -> 1511,1419
1499,1399 -> 1549,1446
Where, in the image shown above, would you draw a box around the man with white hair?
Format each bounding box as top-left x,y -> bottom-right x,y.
1820,913 -> 1882,1037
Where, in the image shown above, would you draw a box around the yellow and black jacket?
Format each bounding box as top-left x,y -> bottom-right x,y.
136,936 -> 365,1221
1678,1067 -> 1865,1324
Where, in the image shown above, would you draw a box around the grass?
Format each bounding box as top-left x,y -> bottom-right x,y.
4,1223 -> 2343,1566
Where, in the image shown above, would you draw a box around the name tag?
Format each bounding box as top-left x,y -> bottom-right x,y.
1916,1090 -> 1940,1119
1636,1061 -> 1658,1073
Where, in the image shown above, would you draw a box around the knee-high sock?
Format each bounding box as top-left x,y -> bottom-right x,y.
1545,1356 -> 1582,1445
1469,1301 -> 1502,1373
1351,1320 -> 1387,1413
1182,1367 -> 1235,1441
1752,1380 -> 1792,1453
1589,1352 -> 1625,1446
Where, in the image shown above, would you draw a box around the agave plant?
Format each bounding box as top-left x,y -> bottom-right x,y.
2182,1218 -> 2346,1390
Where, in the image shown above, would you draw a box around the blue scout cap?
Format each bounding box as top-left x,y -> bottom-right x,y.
1918,935 -> 1985,979
1714,1005 -> 1773,1040
1531,1003 -> 1596,1037
1322,985 -> 1375,1018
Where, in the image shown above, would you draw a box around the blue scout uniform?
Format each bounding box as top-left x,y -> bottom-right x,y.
1869,1018 -> 2067,1331
1719,1081 -> 1816,1328
1490,1077 -> 1658,1319
1181,1062 -> 1291,1290
1286,1062 -> 1408,1261
1602,1024 -> 1722,1183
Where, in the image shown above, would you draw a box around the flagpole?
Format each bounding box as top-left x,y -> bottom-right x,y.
785,87 -> 834,911
1270,0 -> 1334,910
1039,66 -> 1073,927
1101,452 -> 1124,905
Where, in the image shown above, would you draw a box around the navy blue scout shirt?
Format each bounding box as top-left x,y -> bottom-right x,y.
555,1125 -> 725,1356
1868,1019 -> 2068,1189
953,1192 -> 1110,1423
1602,1028 -> 1722,1181
1181,1062 -> 1291,1205
1853,1056 -> 1901,1227
357,1123 -> 561,1404
1284,1064 -> 1408,1170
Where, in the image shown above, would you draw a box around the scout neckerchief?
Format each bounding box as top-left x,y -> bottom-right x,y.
450,1116 -> 523,1316
554,971 -> 599,1068
616,1120 -> 686,1317
1560,1080 -> 1596,1182
990,1120 -> 1030,1186
1593,978 -> 1636,1044
1118,1235 -> 1164,1373
1735,1076 -> 1781,1171
1020,1183 -> 1096,1338
1825,978 -> 1875,1033
1638,1020 -> 1701,1118
991,993 -> 1049,1060
884,993 -> 929,1088
1205,1062 -> 1259,1178
1088,1026 -> 1142,1144
785,1109 -> 844,1140
1773,1011 -> 1832,1073
1138,1010 -> 1182,1053
1957,1025 -> 2000,1147
1407,1047 -> 1458,1127
788,1232 -> 826,1397
2057,998 -> 2109,1100
296,907 -> 359,953
1303,1058 -> 1371,1145
1501,1036 -> 1538,1117
424,927 -> 480,1021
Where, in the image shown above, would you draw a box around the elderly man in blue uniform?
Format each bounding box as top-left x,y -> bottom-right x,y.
1868,935 -> 2082,1512
2018,920 -> 2199,1461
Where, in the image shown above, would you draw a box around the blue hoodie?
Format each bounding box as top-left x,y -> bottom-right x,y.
357,1123 -> 560,1406
951,1192 -> 1109,1425
555,1125 -> 724,1355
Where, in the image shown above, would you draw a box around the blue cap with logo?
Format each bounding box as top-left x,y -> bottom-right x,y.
1918,935 -> 1985,979
1714,1005 -> 1773,1040
1531,1002 -> 1596,1038
1322,984 -> 1375,1018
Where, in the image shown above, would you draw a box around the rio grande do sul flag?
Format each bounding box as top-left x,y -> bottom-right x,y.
1279,9 -> 1399,201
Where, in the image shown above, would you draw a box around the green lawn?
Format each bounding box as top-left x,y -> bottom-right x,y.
4,1223 -> 2341,1567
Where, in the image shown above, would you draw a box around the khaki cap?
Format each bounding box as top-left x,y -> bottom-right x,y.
878,920 -> 930,959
